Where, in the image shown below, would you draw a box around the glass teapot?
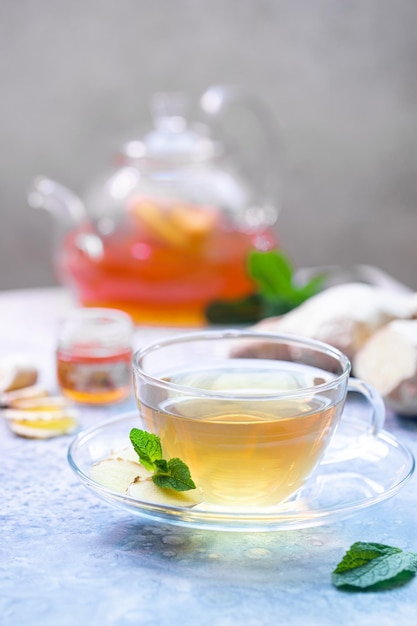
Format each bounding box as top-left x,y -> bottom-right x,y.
28,85 -> 280,326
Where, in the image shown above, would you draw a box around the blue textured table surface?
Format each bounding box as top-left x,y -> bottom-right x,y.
1,288 -> 417,626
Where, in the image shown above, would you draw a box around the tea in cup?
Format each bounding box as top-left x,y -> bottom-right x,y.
132,331 -> 384,508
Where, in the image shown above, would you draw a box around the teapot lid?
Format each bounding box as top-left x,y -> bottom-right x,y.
121,93 -> 219,165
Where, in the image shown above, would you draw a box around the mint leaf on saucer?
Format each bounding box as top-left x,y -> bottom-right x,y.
153,458 -> 197,491
332,542 -> 417,591
129,428 -> 196,492
129,428 -> 162,471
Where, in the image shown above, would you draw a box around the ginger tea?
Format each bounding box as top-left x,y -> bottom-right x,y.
138,361 -> 344,507
59,208 -> 277,326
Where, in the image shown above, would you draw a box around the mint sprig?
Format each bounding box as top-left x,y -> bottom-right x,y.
205,249 -> 325,324
332,542 -> 417,591
153,458 -> 196,491
129,428 -> 162,471
129,428 -> 196,492
248,250 -> 325,311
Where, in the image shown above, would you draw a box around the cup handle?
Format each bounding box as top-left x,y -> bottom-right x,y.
322,377 -> 386,464
347,377 -> 385,436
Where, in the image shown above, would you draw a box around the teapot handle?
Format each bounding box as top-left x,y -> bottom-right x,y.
27,176 -> 105,260
27,176 -> 87,228
200,84 -> 281,211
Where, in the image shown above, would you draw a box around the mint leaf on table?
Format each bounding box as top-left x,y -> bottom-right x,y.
129,428 -> 196,492
153,458 -> 196,491
248,249 -> 326,311
248,249 -> 294,300
205,249 -> 326,324
332,542 -> 417,591
205,293 -> 264,325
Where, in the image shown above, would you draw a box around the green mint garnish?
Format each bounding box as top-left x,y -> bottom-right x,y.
129,428 -> 162,472
332,542 -> 417,591
129,428 -> 196,492
205,249 -> 325,324
248,249 -> 325,311
153,458 -> 196,491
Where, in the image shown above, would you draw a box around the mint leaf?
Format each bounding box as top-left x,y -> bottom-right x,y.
248,250 -> 326,316
205,249 -> 326,324
129,429 -> 196,492
153,458 -> 197,491
248,250 -> 294,299
333,542 -> 401,573
129,428 -> 162,471
289,273 -> 326,306
332,542 -> 417,591
205,294 -> 263,324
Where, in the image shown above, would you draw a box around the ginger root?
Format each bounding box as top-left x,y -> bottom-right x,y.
251,283 -> 417,360
354,320 -> 417,415
0,354 -> 38,393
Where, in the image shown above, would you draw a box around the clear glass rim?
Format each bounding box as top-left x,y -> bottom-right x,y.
59,307 -> 134,326
57,307 -> 133,351
132,329 -> 351,400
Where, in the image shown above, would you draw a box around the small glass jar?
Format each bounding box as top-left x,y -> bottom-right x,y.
56,308 -> 134,404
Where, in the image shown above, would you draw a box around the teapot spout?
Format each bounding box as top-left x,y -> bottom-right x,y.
27,176 -> 87,227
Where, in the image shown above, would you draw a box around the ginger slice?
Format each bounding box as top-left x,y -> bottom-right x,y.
3,396 -> 79,438
130,199 -> 217,250
8,396 -> 71,411
170,204 -> 218,240
90,452 -> 204,506
90,458 -> 151,492
131,200 -> 189,247
108,445 -> 141,463
0,354 -> 38,392
127,477 -> 203,507
6,412 -> 79,438
1,384 -> 49,407
354,319 -> 417,415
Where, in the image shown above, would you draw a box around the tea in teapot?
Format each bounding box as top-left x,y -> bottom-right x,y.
28,86 -> 280,326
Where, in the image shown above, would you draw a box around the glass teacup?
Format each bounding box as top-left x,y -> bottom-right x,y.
132,330 -> 385,508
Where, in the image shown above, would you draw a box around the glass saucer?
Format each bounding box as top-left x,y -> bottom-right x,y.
67,410 -> 414,532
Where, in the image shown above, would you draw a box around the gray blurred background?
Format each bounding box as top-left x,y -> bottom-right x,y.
1,0 -> 417,291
